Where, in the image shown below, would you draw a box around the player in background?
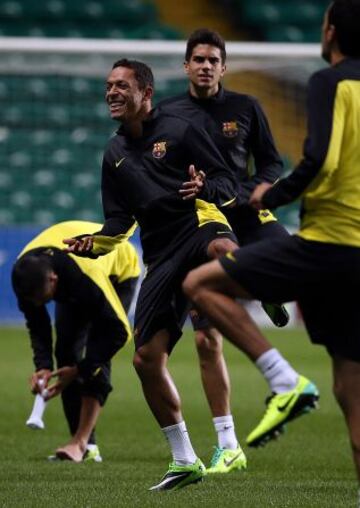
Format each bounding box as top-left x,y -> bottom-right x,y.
183,0 -> 360,487
12,221 -> 140,462
158,29 -> 319,464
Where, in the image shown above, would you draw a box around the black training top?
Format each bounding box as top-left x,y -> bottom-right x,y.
92,109 -> 237,264
262,58 -> 360,247
158,85 -> 283,206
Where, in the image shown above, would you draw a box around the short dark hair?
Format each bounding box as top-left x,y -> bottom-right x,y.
185,29 -> 226,64
328,0 -> 360,57
112,58 -> 154,90
12,255 -> 53,299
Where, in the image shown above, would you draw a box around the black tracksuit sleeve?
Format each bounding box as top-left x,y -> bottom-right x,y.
238,99 -> 283,204
17,298 -> 54,371
91,155 -> 137,255
184,124 -> 237,207
262,72 -> 334,209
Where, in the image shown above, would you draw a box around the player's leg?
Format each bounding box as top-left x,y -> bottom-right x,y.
332,355 -> 360,482
190,310 -> 246,473
184,237 -> 319,447
54,304 -> 98,450
55,396 -> 102,463
132,264 -> 206,490
230,207 -> 290,327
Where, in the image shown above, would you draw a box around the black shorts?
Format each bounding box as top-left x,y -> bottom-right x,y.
220,234 -> 360,361
224,205 -> 289,246
134,222 -> 236,352
190,206 -> 289,331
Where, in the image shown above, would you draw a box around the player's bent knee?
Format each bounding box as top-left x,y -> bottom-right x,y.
195,329 -> 223,357
133,348 -> 162,375
207,238 -> 238,259
182,269 -> 202,300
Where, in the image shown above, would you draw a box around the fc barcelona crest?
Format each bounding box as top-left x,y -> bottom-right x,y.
222,121 -> 239,138
152,141 -> 167,159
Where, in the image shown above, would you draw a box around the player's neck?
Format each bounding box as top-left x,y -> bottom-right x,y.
122,104 -> 152,138
330,50 -> 346,66
189,82 -> 219,99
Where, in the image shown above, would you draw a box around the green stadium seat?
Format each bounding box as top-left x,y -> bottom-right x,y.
0,208 -> 15,224
0,1 -> 23,19
266,25 -> 320,43
31,209 -> 56,225
10,190 -> 32,208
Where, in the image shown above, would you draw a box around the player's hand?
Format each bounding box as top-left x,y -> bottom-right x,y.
179,164 -> 206,200
29,369 -> 51,394
46,366 -> 79,400
63,236 -> 94,253
249,182 -> 273,210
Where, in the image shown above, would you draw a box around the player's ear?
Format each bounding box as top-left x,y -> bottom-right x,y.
184,60 -> 190,75
220,63 -> 226,78
143,85 -> 154,102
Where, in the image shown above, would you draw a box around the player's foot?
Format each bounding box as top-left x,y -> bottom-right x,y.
149,458 -> 206,491
55,443 -> 85,463
246,375 -> 319,447
262,302 -> 289,328
83,444 -> 102,463
207,444 -> 247,474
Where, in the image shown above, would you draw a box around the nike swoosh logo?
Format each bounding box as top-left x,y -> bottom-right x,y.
224,452 -> 242,467
216,231 -> 230,235
115,157 -> 125,168
150,472 -> 190,490
277,394 -> 296,412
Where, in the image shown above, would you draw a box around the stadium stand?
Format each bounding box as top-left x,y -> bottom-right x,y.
224,0 -> 328,42
0,0 -> 181,39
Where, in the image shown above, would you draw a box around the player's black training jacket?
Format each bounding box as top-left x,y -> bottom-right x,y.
14,247 -> 130,380
92,109 -> 237,264
158,85 -> 283,206
261,57 -> 360,247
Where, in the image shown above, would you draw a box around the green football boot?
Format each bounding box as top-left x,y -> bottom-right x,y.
246,375 -> 319,447
149,458 -> 206,491
207,444 -> 247,474
83,444 -> 103,463
262,302 -> 290,328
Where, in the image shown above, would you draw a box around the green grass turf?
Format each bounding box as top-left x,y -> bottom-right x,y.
0,326 -> 357,507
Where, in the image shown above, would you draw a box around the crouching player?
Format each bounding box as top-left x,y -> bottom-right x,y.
12,221 -> 140,462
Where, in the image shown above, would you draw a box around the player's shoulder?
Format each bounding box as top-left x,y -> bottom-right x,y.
157,93 -> 190,109
154,107 -> 205,130
308,65 -> 345,92
222,88 -> 263,111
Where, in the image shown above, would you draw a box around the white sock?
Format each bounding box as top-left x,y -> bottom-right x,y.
162,421 -> 197,466
256,348 -> 298,394
86,444 -> 98,452
213,415 -> 238,450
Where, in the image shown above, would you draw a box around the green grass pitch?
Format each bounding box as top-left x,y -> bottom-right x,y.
0,326 -> 357,507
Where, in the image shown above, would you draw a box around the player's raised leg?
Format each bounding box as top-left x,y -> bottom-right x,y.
183,259 -> 319,447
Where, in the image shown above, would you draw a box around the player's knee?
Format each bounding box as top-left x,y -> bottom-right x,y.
207,238 -> 238,259
195,329 -> 223,359
182,269 -> 202,301
83,376 -> 113,407
133,348 -> 161,377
